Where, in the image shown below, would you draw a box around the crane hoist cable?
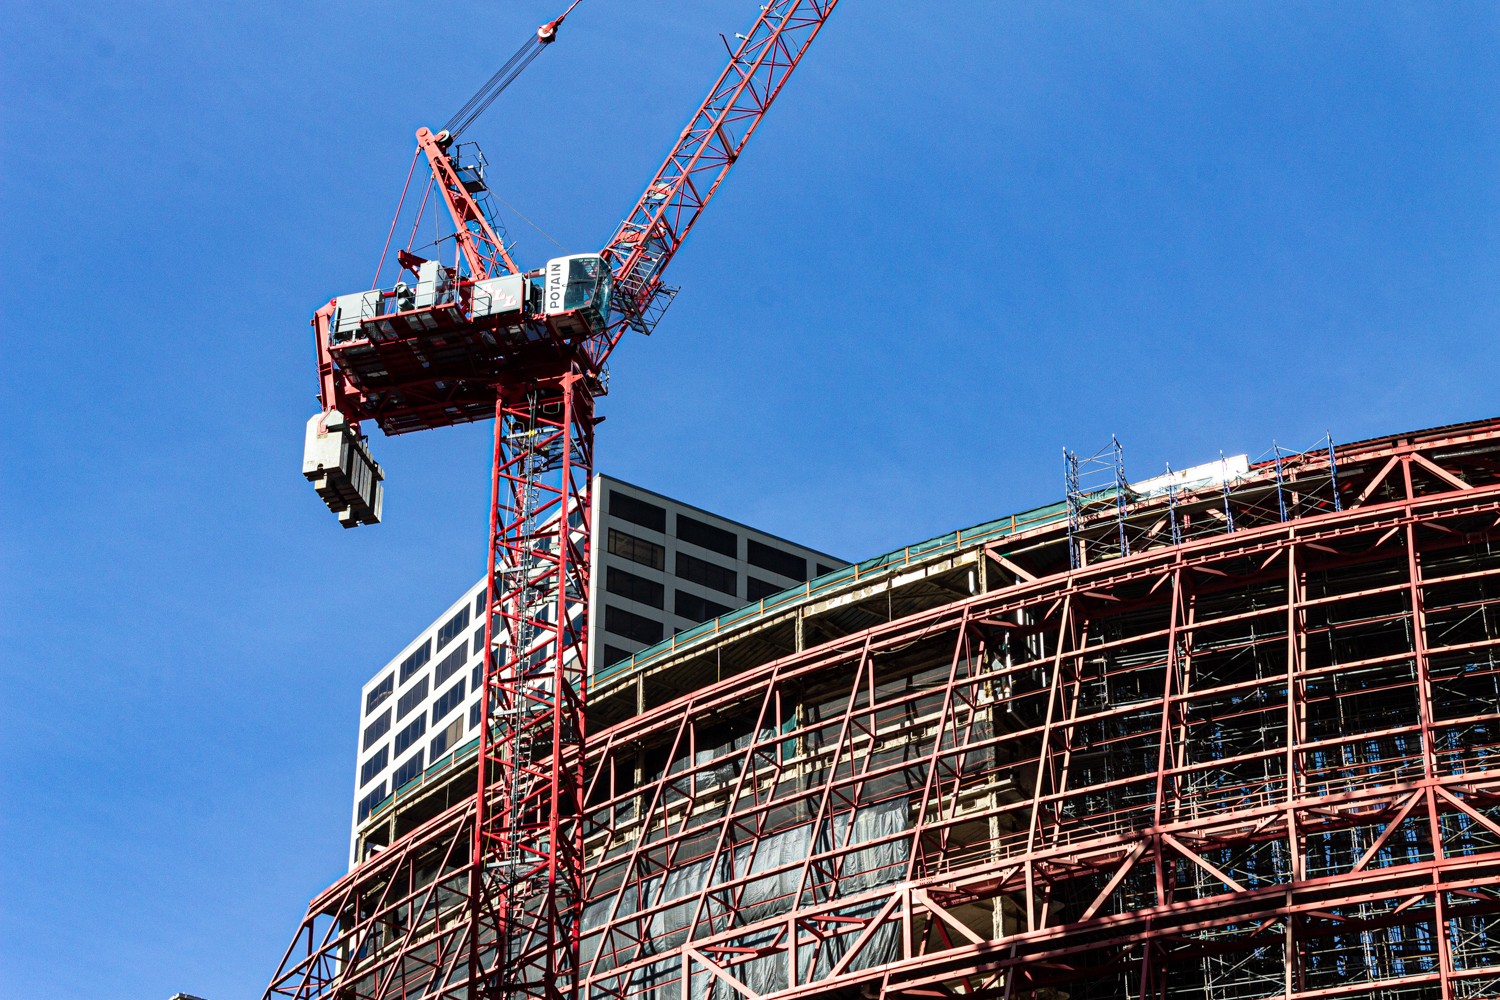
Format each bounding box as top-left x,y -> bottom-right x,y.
443,0 -> 586,141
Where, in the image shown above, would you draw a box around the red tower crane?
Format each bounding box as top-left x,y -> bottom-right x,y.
277,4 -> 841,1000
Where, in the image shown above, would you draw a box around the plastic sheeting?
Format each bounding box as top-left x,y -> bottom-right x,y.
698,799 -> 910,1000
586,799 -> 911,1000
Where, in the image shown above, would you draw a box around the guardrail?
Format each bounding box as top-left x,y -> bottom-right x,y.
593,499 -> 1072,689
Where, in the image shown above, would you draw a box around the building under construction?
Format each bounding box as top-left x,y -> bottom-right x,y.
268,415 -> 1500,1000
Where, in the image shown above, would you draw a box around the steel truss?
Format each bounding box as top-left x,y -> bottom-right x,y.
474,369 -> 595,1000
268,420 -> 1500,1000
575,435 -> 1500,1000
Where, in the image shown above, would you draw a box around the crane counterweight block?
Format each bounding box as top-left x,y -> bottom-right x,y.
302,409 -> 384,527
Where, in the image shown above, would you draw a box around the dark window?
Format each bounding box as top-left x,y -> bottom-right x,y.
366,673 -> 393,715
391,751 -> 424,790
610,491 -> 666,533
607,567 -> 664,609
434,641 -> 467,686
747,540 -> 806,581
470,701 -> 482,730
676,552 -> 737,597
430,717 -> 465,758
608,529 -> 665,570
472,626 -> 487,658
473,642 -> 506,690
474,590 -> 488,619
677,515 -> 736,557
433,678 -> 465,724
400,641 -> 431,683
605,605 -> 663,645
816,563 -> 837,577
437,607 -> 470,651
746,576 -> 783,603
603,644 -> 633,668
360,745 -> 388,787
394,714 -> 427,756
357,782 -> 387,822
396,675 -> 428,722
363,708 -> 392,750
675,590 -> 734,624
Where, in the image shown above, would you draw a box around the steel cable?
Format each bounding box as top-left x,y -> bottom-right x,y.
444,0 -> 585,139
450,40 -> 548,138
443,33 -> 542,138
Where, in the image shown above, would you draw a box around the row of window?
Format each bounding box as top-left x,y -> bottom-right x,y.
431,716 -> 465,757
678,513 -> 736,558
433,677 -> 465,722
399,640 -> 430,684
396,675 -> 428,722
359,681 -> 475,799
393,713 -> 425,756
599,586 -> 736,648
609,491 -> 667,532
747,576 -> 783,602
365,673 -> 393,715
607,545 -> 796,611
391,749 -> 424,791
371,592 -> 486,717
360,745 -> 388,786
358,590 -> 493,824
358,716 -> 473,819
358,782 -> 386,822
609,490 -> 834,583
363,707 -> 391,751
437,605 -> 469,651
674,589 -> 733,624
434,639 -> 467,687
605,604 -> 661,645
748,538 -> 805,581
676,551 -> 736,596
370,614 -> 487,735
608,528 -> 665,570
606,566 -> 663,608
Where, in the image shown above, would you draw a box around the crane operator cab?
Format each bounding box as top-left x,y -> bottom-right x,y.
543,254 -> 612,338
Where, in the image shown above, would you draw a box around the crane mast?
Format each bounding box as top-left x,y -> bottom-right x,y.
276,4 -> 839,1000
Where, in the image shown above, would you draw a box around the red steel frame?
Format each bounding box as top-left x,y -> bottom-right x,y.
575,422 -> 1500,1000
591,0 -> 839,367
471,368 -> 596,1000
275,6 -> 841,1000
268,420 -> 1500,1000
416,125 -> 521,280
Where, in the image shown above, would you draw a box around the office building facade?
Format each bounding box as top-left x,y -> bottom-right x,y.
349,474 -> 844,866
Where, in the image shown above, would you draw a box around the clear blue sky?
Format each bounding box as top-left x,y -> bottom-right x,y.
1,2 -> 1495,997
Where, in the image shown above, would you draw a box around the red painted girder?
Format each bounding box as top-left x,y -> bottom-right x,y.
416,126 -> 519,279
591,0 -> 840,363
